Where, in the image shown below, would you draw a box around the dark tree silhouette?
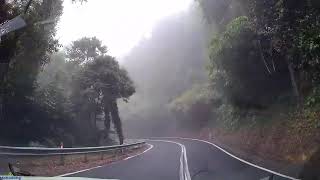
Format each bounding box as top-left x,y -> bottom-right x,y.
68,38 -> 135,144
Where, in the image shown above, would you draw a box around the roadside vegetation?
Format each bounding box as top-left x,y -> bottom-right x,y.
168,0 -> 320,164
0,1 -> 134,147
1,0 -> 320,165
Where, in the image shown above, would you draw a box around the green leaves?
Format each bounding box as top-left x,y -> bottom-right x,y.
78,55 -> 135,101
208,15 -> 271,106
169,84 -> 212,113
67,37 -> 135,144
66,37 -> 107,64
35,40 -> 135,146
224,16 -> 250,42
198,0 -> 320,131
0,0 -> 66,144
305,86 -> 320,107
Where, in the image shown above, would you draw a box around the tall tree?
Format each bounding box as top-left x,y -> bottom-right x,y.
248,0 -> 320,104
67,37 -> 135,144
0,0 -> 63,144
207,16 -> 291,108
75,56 -> 135,144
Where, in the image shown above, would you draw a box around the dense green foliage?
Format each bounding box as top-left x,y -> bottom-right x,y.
208,16 -> 292,108
169,84 -> 214,130
0,0 -> 63,145
0,1 -> 134,146
169,0 -> 320,130
2,0 -> 320,148
71,50 -> 135,145
35,37 -> 135,146
66,37 -> 107,64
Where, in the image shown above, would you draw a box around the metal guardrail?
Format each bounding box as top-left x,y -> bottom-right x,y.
0,141 -> 147,174
0,141 -> 146,156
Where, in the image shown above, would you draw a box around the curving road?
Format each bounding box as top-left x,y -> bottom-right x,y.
65,138 -> 295,180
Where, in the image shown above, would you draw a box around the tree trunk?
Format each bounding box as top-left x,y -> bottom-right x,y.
94,112 -> 97,130
286,57 -> 300,105
110,100 -> 124,145
0,62 -> 9,122
258,39 -> 272,75
89,112 -> 95,129
103,103 -> 111,134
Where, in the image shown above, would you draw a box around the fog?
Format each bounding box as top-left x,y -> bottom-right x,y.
2,1 -> 319,163
57,0 -> 193,57
3,1 -> 320,177
0,0 -> 210,146
118,4 -> 209,138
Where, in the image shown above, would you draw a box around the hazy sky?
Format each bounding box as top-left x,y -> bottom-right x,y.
56,0 -> 192,58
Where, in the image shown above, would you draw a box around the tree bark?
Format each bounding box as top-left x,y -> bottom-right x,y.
258,39 -> 272,75
286,57 -> 300,105
94,112 -> 97,130
110,99 -> 124,145
103,103 -> 111,133
0,62 -> 9,122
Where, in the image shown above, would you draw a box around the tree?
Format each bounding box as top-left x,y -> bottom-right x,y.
34,52 -> 75,146
77,56 -> 135,144
66,37 -> 107,64
208,16 -> 292,108
0,0 -> 63,144
247,0 -> 320,104
200,0 -> 320,105
67,37 -> 135,144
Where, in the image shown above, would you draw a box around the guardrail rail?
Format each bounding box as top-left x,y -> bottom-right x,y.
0,141 -> 145,155
0,141 -> 147,173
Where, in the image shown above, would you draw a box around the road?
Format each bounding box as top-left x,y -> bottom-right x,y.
66,138 -> 294,180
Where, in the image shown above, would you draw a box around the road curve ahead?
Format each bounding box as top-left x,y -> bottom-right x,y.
67,141 -> 181,180
66,138 -> 295,180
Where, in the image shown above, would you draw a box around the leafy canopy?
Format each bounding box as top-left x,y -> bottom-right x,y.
77,55 -> 135,101
66,37 -> 107,64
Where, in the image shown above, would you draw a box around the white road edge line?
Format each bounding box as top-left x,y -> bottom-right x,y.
123,144 -> 154,160
182,145 -> 191,180
57,143 -> 154,177
157,137 -> 300,180
148,140 -> 191,180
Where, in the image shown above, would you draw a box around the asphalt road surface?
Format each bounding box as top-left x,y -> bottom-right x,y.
67,138 -> 293,180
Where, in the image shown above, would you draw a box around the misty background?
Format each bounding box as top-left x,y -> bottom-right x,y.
118,5 -> 209,137
2,1 -> 320,169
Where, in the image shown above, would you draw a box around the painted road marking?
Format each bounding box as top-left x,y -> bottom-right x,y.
58,143 -> 153,177
156,137 -> 300,180
148,140 -> 191,180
